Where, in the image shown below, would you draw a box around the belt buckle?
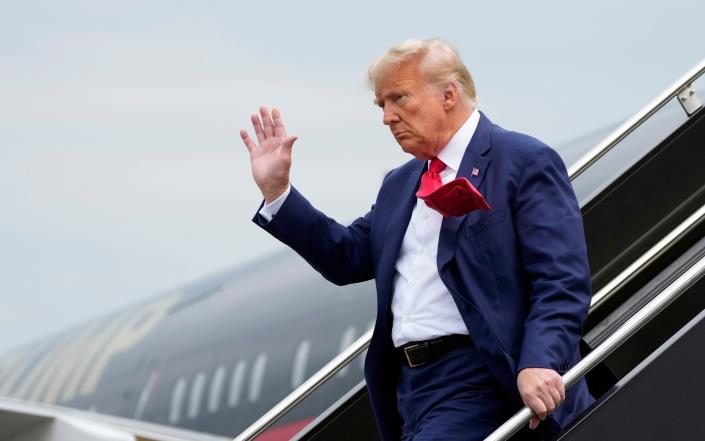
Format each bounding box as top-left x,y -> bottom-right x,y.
403,343 -> 424,368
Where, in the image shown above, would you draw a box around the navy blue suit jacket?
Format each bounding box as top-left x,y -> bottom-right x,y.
253,111 -> 594,440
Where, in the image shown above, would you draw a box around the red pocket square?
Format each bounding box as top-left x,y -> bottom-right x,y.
422,177 -> 491,217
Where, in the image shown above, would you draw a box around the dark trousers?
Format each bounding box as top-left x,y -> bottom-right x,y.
396,339 -> 559,441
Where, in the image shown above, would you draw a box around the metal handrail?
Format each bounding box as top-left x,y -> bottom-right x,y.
234,58 -> 705,441
590,203 -> 705,310
233,329 -> 372,441
567,57 -> 705,180
484,250 -> 705,440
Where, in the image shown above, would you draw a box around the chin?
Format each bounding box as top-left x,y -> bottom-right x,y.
398,141 -> 426,160
400,146 -> 432,161
412,152 -> 432,161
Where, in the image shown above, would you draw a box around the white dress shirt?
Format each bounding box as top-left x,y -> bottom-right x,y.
390,109 -> 479,347
259,109 -> 481,348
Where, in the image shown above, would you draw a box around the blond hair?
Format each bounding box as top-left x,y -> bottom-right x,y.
368,38 -> 476,103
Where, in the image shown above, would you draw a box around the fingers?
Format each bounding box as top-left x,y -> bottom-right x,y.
549,383 -> 563,407
526,393 -> 554,430
240,129 -> 256,154
260,106 -> 275,138
528,394 -> 549,422
244,106 -> 292,153
251,113 -> 266,143
272,108 -> 288,137
527,388 -> 564,430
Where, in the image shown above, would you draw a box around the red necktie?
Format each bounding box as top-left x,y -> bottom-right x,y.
416,157 -> 446,199
416,157 -> 491,217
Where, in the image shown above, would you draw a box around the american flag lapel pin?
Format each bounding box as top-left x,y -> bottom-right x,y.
471,167 -> 480,176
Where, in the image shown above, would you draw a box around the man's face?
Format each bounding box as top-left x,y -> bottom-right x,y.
374,59 -> 449,160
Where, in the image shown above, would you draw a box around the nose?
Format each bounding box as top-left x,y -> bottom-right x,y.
382,105 -> 400,126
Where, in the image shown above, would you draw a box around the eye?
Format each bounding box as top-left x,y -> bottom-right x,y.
394,94 -> 407,103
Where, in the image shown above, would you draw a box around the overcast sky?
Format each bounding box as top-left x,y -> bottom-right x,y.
1,0 -> 703,354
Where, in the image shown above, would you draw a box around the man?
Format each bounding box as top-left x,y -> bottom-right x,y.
240,38 -> 594,440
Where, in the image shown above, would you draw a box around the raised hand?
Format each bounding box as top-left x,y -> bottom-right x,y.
240,106 -> 298,202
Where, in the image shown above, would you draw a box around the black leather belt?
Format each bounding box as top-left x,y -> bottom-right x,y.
398,334 -> 473,368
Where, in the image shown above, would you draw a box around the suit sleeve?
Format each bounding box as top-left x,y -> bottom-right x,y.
252,185 -> 375,286
513,147 -> 592,373
258,184 -> 291,222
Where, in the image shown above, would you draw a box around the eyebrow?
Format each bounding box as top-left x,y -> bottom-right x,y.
373,89 -> 408,108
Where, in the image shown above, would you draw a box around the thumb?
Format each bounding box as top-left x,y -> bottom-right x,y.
529,416 -> 539,430
283,135 -> 298,151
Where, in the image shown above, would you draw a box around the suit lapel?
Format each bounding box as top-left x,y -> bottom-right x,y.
376,160 -> 426,321
438,111 -> 493,270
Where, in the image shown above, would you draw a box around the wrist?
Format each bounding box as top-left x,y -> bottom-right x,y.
262,183 -> 289,204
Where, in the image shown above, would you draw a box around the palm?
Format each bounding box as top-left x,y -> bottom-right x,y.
250,133 -> 291,186
240,107 -> 298,201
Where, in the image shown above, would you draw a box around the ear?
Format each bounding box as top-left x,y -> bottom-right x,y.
442,82 -> 459,112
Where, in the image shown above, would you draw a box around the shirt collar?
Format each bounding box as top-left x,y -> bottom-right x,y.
434,108 -> 480,173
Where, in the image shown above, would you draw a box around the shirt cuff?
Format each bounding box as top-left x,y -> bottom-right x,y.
258,184 -> 291,222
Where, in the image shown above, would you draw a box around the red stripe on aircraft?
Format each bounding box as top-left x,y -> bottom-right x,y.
255,418 -> 315,441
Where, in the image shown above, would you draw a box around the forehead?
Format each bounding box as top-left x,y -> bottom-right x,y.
374,59 -> 424,98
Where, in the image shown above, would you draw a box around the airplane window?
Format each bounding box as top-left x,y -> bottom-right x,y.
291,340 -> 311,389
134,370 -> 158,420
208,365 -> 227,414
337,327 -> 356,378
188,372 -> 207,419
168,377 -> 187,424
228,360 -> 247,408
248,353 -> 267,402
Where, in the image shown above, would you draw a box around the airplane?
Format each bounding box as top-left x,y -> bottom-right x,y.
0,249 -> 379,440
